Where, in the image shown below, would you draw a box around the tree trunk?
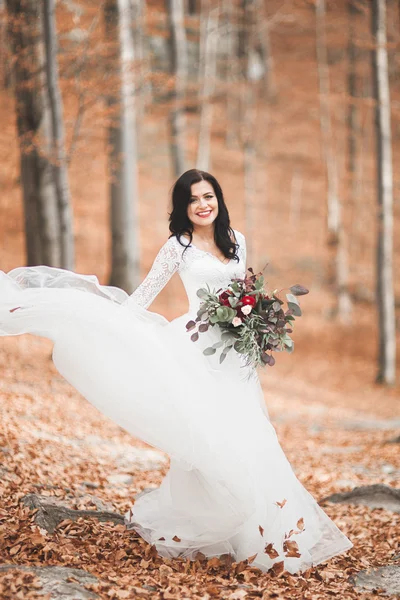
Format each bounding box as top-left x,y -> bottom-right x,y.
187,0 -> 196,14
196,0 -> 218,171
241,0 -> 258,266
315,0 -> 340,242
105,0 -> 140,293
254,0 -> 276,99
315,0 -> 351,323
166,0 -> 187,177
224,0 -> 239,148
371,0 -> 396,385
128,0 -> 147,138
347,0 -> 358,180
5,0 -> 62,266
42,0 -> 74,270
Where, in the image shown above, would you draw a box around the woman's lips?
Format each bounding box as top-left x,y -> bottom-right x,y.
196,210 -> 212,218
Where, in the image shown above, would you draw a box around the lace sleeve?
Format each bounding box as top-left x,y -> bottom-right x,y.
124,237 -> 182,309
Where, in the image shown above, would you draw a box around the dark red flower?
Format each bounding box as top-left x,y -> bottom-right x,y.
219,291 -> 231,307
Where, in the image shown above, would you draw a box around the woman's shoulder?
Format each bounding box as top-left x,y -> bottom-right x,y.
232,229 -> 245,245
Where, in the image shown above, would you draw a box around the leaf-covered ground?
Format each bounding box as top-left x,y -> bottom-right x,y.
0,333 -> 399,600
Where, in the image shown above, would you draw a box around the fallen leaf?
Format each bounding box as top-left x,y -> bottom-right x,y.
264,543 -> 280,559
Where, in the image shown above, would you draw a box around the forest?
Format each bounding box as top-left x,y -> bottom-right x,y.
0,0 -> 399,598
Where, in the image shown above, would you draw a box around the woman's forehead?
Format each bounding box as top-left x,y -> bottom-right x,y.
190,180 -> 214,196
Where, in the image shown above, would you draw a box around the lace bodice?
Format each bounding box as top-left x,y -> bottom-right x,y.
125,230 -> 246,314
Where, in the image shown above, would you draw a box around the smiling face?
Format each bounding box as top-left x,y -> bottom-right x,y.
187,180 -> 219,229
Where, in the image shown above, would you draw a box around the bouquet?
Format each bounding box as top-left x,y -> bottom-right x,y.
185,267 -> 309,369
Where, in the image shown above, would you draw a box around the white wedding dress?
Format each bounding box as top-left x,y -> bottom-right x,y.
0,230 -> 353,573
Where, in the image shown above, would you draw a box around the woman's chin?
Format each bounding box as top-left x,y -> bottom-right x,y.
192,215 -> 217,228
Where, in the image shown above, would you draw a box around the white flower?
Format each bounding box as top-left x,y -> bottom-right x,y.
241,305 -> 252,315
232,316 -> 242,327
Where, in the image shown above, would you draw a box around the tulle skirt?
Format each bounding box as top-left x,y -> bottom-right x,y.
0,266 -> 353,573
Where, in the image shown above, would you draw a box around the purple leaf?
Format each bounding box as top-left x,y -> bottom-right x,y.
186,320 -> 196,331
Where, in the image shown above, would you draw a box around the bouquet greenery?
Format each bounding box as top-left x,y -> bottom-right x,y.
185,268 -> 309,369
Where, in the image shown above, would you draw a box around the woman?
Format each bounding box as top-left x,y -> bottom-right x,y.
0,169 -> 352,573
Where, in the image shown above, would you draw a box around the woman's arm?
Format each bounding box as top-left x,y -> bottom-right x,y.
123,237 -> 182,309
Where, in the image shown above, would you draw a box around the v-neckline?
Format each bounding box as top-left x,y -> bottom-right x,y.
181,236 -> 233,266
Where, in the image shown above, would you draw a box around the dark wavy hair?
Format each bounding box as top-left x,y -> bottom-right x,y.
168,169 -> 239,262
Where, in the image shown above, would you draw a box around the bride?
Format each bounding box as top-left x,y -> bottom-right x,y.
0,169 -> 352,574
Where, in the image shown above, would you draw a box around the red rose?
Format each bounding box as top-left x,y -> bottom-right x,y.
219,291 -> 231,307
241,295 -> 256,307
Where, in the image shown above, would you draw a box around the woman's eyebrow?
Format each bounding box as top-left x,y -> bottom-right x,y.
190,192 -> 213,198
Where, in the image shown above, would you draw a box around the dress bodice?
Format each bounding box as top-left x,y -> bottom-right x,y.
127,230 -> 246,314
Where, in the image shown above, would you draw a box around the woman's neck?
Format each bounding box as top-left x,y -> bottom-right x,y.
192,224 -> 214,242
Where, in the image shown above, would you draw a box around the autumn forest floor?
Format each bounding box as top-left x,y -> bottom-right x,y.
1,0 -> 400,597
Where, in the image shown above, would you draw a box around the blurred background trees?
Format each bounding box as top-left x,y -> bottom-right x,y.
0,0 -> 398,386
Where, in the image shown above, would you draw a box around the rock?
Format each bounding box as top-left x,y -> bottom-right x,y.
386,434 -> 400,444
334,479 -> 358,490
107,473 -> 134,486
82,481 -> 100,489
0,565 -> 98,599
340,418 -> 400,431
21,493 -> 124,533
320,484 -> 400,513
349,565 -> 400,596
318,445 -> 362,455
381,463 -> 396,474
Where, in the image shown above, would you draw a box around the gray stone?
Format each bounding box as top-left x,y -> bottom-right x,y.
22,493 -> 124,533
340,418 -> 400,431
318,445 -> 362,455
334,479 -> 358,489
349,565 -> 400,596
0,565 -> 98,599
321,484 -> 400,513
107,473 -> 134,486
386,434 -> 400,444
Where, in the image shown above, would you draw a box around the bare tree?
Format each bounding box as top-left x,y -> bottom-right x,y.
254,0 -> 276,100
241,0 -> 258,266
166,0 -> 187,177
5,0 -> 63,266
315,0 -> 352,323
224,0 -> 240,148
187,0 -> 196,14
105,0 -> 140,292
371,0 -> 396,385
315,0 -> 340,242
196,1 -> 218,171
128,0 -> 148,135
347,0 -> 358,183
42,0 -> 74,270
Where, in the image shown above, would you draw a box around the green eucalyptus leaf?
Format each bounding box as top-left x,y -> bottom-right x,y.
287,302 -> 302,317
286,293 -> 300,306
216,306 -> 229,321
197,288 -> 209,299
203,347 -> 216,356
228,296 -> 239,308
212,341 -> 225,349
225,307 -> 237,321
221,331 -> 234,341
